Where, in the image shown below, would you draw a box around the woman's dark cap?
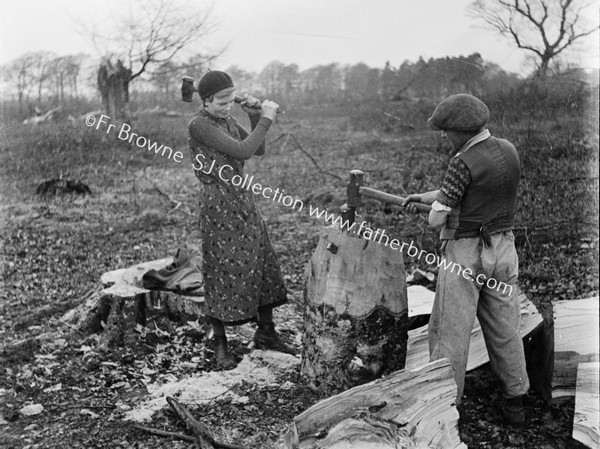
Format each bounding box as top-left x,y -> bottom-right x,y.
198,71 -> 234,100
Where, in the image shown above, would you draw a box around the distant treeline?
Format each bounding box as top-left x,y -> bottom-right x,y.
242,53 -> 510,103
1,50 -> 597,124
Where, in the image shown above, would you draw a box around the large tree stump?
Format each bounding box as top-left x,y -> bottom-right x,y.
552,297 -> 599,400
285,359 -> 466,449
301,226 -> 407,394
97,58 -> 132,120
61,258 -> 205,349
573,362 -> 600,448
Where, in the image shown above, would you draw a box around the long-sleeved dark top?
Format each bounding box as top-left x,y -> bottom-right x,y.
188,111 -> 272,160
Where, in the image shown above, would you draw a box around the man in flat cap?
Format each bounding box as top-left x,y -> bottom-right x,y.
403,94 -> 529,426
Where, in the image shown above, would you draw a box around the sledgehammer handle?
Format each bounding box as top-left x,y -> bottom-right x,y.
359,186 -> 432,213
234,95 -> 259,107
235,95 -> 282,113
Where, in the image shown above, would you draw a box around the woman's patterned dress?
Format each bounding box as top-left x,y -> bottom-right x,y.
188,110 -> 288,324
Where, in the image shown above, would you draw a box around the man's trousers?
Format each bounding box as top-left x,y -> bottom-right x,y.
428,231 -> 530,401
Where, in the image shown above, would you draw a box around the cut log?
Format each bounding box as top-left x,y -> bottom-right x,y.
301,226 -> 408,394
552,297 -> 599,400
406,284 -> 435,329
405,287 -> 542,370
61,258 -> 205,348
404,286 -> 549,400
573,362 -> 600,448
285,359 -> 466,449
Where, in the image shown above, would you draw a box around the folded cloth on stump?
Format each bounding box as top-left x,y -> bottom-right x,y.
142,247 -> 204,295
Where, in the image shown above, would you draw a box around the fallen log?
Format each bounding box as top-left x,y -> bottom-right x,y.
552,297 -> 599,401
22,107 -> 64,125
285,359 -> 466,449
405,287 -> 542,370
301,226 -> 408,394
404,286 -> 549,400
61,257 -> 205,348
573,362 -> 600,448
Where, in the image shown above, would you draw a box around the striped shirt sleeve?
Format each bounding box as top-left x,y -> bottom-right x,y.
436,157 -> 472,208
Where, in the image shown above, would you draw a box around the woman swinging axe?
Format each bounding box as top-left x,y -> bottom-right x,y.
187,70 -> 296,370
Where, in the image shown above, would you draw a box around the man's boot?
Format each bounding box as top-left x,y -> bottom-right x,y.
213,335 -> 237,370
254,322 -> 297,355
500,395 -> 525,426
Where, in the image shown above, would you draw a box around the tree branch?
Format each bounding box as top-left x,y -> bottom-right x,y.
469,0 -> 599,75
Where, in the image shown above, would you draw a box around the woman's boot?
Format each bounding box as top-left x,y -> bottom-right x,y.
213,335 -> 237,370
254,322 -> 296,355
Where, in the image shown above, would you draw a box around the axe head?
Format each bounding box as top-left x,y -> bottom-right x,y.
182,76 -> 196,102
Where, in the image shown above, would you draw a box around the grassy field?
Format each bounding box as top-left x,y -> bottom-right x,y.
1,101 -> 598,448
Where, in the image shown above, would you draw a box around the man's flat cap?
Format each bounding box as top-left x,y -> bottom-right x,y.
427,94 -> 489,132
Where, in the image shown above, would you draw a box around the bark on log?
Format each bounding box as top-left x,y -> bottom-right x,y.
285,359 -> 466,449
301,226 -> 408,394
61,258 -> 205,349
573,362 -> 600,448
552,297 -> 599,400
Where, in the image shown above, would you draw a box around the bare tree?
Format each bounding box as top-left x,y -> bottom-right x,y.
344,63 -> 380,101
31,52 -> 56,103
90,0 -> 220,119
226,65 -> 257,96
312,63 -> 343,103
151,54 -> 212,101
46,54 -> 87,103
1,52 -> 52,111
0,51 -> 89,117
151,60 -> 178,100
468,0 -> 599,77
258,61 -> 286,98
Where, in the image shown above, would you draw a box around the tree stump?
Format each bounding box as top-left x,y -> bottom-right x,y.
62,258 -> 205,349
285,359 -> 466,449
97,58 -> 132,120
301,226 -> 407,394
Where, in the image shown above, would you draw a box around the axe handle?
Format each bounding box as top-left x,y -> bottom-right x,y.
359,186 -> 432,213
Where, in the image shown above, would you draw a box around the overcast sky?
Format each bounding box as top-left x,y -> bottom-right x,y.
1,0 -> 598,76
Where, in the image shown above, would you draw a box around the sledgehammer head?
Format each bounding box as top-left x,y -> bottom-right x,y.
181,76 -> 196,102
347,170 -> 364,209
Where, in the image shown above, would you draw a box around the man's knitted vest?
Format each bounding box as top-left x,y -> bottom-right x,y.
441,136 -> 520,241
